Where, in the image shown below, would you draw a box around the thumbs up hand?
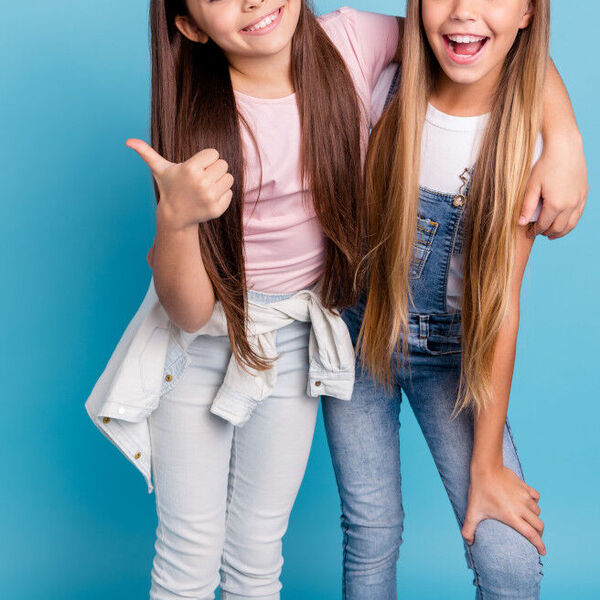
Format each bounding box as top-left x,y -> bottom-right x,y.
126,139 -> 235,232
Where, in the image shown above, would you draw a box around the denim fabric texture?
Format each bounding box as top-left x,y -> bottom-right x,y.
322,184 -> 544,600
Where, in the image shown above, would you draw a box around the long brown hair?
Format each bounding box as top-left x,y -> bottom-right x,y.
361,0 -> 550,414
150,0 -> 366,370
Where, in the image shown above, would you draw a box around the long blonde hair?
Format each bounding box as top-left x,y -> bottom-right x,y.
360,0 -> 550,414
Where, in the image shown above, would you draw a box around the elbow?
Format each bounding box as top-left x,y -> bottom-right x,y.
177,301 -> 216,333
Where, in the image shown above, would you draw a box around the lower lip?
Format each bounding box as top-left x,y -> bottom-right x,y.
443,36 -> 489,65
241,6 -> 284,36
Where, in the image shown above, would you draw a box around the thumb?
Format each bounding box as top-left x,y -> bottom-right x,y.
520,174 -> 542,226
461,510 -> 480,546
126,138 -> 170,177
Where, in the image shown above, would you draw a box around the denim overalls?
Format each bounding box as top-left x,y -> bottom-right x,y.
321,67 -> 543,600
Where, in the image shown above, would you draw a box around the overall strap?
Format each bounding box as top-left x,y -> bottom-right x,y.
383,65 -> 401,110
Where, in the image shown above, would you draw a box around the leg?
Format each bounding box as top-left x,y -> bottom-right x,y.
219,321 -> 319,600
403,353 -> 543,600
322,364 -> 404,600
149,335 -> 234,600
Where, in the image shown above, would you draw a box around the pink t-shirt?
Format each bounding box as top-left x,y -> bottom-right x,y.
147,9 -> 398,292
238,7 -> 398,292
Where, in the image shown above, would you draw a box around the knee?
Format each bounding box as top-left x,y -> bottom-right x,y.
150,515 -> 224,599
219,526 -> 284,597
342,508 -> 405,574
468,519 -> 543,598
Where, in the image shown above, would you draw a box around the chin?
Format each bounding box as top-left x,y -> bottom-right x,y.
442,66 -> 487,86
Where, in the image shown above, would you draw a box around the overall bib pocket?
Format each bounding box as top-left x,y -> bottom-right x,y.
409,215 -> 439,279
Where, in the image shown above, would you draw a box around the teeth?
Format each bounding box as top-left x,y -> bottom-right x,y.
447,34 -> 486,44
245,9 -> 279,31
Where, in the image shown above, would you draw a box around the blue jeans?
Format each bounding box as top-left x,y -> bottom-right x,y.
322,186 -> 543,599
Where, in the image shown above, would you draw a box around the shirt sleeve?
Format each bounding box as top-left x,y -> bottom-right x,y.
339,7 -> 399,95
529,135 -> 545,222
320,7 -> 399,97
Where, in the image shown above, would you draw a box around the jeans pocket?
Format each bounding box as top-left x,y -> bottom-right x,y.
410,215 -> 438,279
424,334 -> 462,355
421,314 -> 462,356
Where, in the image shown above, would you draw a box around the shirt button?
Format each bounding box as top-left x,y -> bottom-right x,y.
315,381 -> 322,387
118,407 -> 125,415
453,194 -> 466,207
102,417 -> 111,424
165,374 -> 173,383
134,452 -> 142,460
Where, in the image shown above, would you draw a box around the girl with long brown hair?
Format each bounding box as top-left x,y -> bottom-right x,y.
85,0 -> 402,597
322,0 -> 587,598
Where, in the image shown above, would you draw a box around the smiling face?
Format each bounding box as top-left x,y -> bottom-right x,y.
176,0 -> 301,62
422,0 -> 534,89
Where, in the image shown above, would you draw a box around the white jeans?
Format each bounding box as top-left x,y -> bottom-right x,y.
148,291 -> 319,599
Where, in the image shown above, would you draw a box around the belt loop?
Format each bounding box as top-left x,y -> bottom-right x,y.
418,315 -> 429,340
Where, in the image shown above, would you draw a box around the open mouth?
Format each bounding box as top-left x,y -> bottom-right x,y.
242,6 -> 284,35
443,34 -> 489,63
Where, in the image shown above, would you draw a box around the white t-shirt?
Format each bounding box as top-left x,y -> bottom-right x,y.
371,64 -> 543,311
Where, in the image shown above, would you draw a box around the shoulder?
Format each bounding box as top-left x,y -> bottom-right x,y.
318,6 -> 356,28
318,6 -> 397,42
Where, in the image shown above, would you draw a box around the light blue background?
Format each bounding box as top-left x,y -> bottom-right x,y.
1,1 -> 598,598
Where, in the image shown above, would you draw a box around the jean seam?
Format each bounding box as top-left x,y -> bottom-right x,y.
149,422 -> 167,587
220,429 -> 239,591
341,515 -> 349,600
504,419 -> 526,480
446,496 -> 484,597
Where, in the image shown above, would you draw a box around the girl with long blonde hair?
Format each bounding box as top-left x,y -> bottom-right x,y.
322,0 -> 586,598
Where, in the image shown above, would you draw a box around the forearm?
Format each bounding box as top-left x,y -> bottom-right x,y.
471,228 -> 534,474
471,313 -> 519,474
542,59 -> 582,144
153,206 -> 216,332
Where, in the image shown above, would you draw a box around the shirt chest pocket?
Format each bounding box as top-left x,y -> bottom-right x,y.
409,216 -> 439,279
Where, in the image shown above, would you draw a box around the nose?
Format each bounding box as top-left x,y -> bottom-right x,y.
244,0 -> 265,11
450,0 -> 478,22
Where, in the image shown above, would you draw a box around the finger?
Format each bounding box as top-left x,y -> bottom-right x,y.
543,212 -> 570,239
548,209 -> 581,240
513,520 -> 546,556
461,512 -> 480,546
212,172 -> 234,199
520,178 -> 542,225
533,204 -> 559,236
203,158 -> 230,184
126,139 -> 170,176
188,148 -> 220,170
527,499 -> 541,516
527,486 -> 541,502
218,189 -> 234,212
523,510 -> 545,536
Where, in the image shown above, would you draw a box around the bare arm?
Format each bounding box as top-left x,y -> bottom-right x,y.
152,213 -> 215,333
521,59 -> 588,238
127,139 -> 234,332
461,226 -> 546,555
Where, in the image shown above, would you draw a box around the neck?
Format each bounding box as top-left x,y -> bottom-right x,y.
227,42 -> 295,99
429,65 -> 502,117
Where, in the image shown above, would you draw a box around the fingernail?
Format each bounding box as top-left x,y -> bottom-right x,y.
519,216 -> 527,225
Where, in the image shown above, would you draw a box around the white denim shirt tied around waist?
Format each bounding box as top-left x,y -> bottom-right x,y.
85,278 -> 355,493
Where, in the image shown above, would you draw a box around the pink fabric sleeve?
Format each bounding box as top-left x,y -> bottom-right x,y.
334,7 -> 399,94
